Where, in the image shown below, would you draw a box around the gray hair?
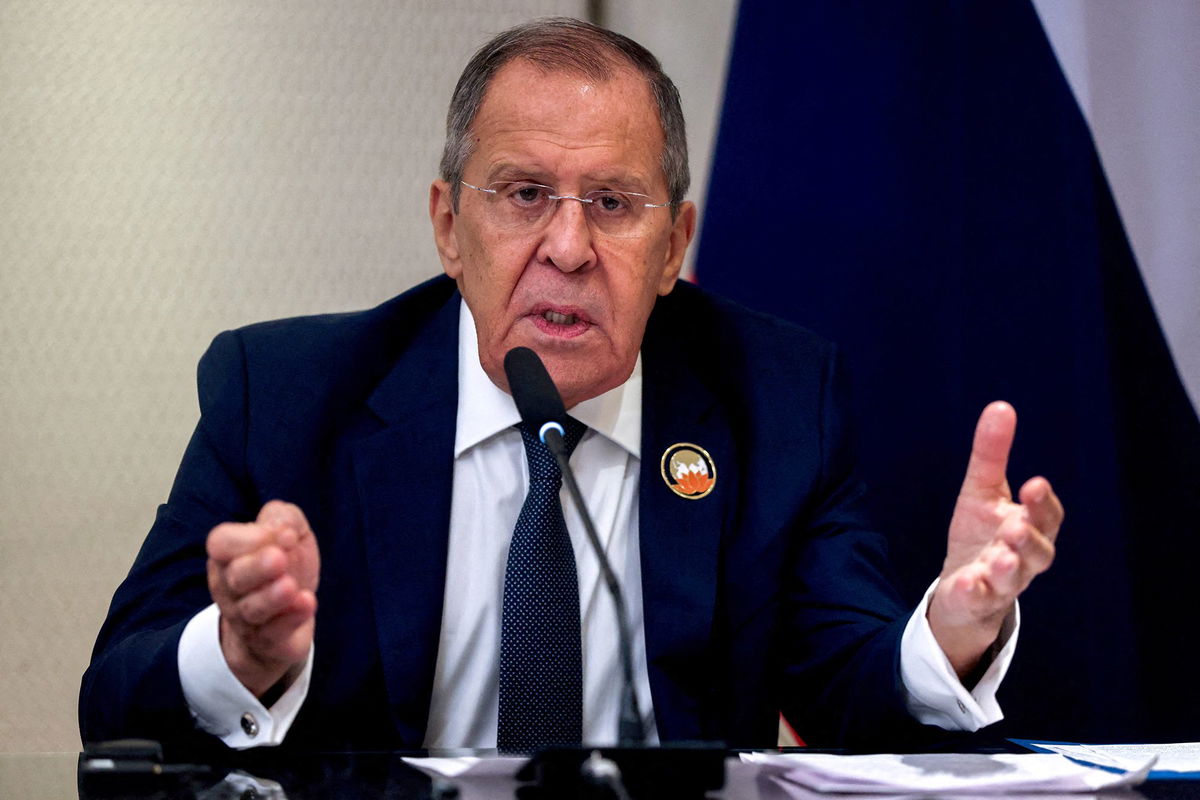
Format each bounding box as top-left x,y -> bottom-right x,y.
439,17 -> 689,213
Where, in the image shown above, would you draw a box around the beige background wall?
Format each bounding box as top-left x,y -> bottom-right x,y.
0,1 -> 736,753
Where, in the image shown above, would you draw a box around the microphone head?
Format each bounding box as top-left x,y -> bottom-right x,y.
503,347 -> 567,432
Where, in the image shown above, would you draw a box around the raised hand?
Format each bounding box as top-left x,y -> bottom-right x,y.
206,500 -> 320,698
928,402 -> 1063,678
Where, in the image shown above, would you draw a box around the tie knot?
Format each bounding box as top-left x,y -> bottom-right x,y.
517,417 -> 587,483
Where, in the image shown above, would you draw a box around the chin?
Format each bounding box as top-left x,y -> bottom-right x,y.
544,356 -> 629,409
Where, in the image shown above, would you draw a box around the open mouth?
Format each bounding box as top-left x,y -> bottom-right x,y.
528,305 -> 592,338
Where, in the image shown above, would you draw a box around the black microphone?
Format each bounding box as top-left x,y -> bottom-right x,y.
503,346 -> 647,748
503,345 -> 570,456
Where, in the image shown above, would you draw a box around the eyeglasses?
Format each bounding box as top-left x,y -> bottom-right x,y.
460,180 -> 674,239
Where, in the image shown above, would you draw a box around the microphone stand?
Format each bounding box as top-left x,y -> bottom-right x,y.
503,349 -> 725,798
543,427 -> 646,747
529,426 -> 724,800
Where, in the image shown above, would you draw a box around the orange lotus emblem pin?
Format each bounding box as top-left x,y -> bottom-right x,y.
661,443 -> 716,500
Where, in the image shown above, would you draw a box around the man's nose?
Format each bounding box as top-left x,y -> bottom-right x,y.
537,197 -> 596,273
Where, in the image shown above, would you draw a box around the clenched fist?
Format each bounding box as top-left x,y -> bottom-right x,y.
206,500 -> 320,698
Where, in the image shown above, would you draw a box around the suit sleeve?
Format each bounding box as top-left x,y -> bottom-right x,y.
777,345 -> 947,747
79,330 -> 258,754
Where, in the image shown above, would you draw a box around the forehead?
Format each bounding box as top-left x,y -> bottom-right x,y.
467,59 -> 665,187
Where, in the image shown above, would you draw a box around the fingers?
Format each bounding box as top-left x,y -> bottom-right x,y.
257,500 -> 313,548
233,573 -> 304,625
944,546 -> 1014,621
207,529 -> 289,604
1019,476 -> 1064,543
206,501 -> 311,561
943,556 -> 1010,621
936,403 -> 1063,677
206,522 -> 272,562
990,512 -> 1055,591
945,512 -> 1056,620
960,401 -> 1017,499
928,556 -> 1017,678
223,545 -> 286,595
238,603 -> 317,665
205,501 -> 320,695
208,546 -> 306,623
217,595 -> 316,696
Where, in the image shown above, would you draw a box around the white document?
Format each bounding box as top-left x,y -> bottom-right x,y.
1030,742 -> 1200,774
742,751 -> 1153,794
400,756 -> 527,779
401,756 -> 527,800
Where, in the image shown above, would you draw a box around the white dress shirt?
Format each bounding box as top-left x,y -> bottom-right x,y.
179,300 -> 1016,747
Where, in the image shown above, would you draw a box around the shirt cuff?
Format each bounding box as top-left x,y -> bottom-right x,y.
177,603 -> 313,748
899,578 -> 1019,731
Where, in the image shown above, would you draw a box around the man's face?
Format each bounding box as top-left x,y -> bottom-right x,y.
430,60 -> 696,409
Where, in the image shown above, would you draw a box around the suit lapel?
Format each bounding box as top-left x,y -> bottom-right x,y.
638,294 -> 735,741
352,290 -> 459,744
345,281 -> 735,743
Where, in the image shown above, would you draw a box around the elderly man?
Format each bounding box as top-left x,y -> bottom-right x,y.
81,18 -> 1061,753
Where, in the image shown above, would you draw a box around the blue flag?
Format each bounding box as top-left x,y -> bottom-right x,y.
697,0 -> 1200,742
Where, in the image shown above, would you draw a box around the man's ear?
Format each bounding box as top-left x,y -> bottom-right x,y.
429,179 -> 462,279
657,200 -> 698,295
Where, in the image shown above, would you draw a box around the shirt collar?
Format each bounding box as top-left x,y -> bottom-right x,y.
454,299 -> 642,459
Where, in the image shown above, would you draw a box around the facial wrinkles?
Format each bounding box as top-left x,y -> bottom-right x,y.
449,62 -> 678,405
482,139 -> 652,194
464,184 -> 668,330
454,201 -> 595,342
472,74 -> 656,188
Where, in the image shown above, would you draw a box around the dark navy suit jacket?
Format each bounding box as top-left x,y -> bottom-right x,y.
81,275 -> 931,753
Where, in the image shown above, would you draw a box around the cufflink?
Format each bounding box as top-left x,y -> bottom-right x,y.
241,712 -> 259,738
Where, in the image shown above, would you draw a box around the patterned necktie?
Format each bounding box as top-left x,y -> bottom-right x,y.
498,416 -> 588,751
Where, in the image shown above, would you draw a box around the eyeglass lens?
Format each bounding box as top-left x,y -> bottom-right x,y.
465,181 -> 668,238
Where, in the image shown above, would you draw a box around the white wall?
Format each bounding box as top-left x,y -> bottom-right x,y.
603,0 -> 740,278
0,0 -> 608,753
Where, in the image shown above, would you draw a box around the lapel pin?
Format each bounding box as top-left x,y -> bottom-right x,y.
661,443 -> 716,499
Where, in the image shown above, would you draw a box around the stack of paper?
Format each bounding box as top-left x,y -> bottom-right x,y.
1018,740 -> 1200,777
742,751 -> 1153,795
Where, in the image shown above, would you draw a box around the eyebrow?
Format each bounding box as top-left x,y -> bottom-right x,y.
487,163 -> 554,185
486,162 -> 652,193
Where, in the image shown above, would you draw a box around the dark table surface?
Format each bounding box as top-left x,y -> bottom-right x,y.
5,748 -> 1199,799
